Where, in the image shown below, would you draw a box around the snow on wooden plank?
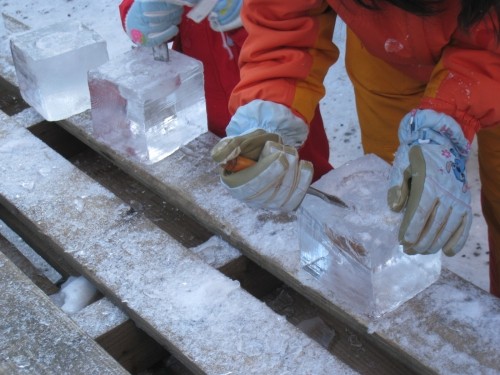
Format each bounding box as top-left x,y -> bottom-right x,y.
74,236 -> 241,339
0,117 -> 355,375
72,298 -> 128,340
0,251 -> 128,375
56,111 -> 500,375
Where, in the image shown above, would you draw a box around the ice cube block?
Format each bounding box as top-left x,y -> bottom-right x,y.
10,21 -> 109,121
88,47 -> 207,164
298,154 -> 441,317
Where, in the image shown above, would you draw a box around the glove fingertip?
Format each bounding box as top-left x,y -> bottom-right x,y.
403,246 -> 418,255
387,185 -> 406,212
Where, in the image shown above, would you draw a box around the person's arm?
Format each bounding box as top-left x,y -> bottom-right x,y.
230,0 -> 338,125
420,8 -> 500,141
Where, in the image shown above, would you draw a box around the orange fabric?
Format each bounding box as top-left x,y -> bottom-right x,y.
230,0 -> 338,124
232,0 -> 500,141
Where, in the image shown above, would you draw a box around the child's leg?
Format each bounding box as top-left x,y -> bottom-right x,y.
299,106 -> 333,182
344,28 -> 426,163
477,125 -> 500,298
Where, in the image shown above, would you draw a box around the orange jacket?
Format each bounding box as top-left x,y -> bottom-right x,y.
230,0 -> 500,141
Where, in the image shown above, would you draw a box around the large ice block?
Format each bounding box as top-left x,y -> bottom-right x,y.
88,47 -> 207,164
10,21 -> 109,121
298,154 -> 441,317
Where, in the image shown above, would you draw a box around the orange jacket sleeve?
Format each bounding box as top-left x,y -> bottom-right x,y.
229,0 -> 339,125
420,10 -> 500,141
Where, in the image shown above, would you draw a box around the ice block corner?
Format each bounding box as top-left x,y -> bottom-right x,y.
88,47 -> 207,164
298,154 -> 441,317
9,21 -> 109,121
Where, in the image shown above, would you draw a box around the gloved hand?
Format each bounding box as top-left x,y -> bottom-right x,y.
211,100 -> 313,211
184,0 -> 242,31
207,0 -> 243,31
121,0 -> 184,47
388,109 -> 473,256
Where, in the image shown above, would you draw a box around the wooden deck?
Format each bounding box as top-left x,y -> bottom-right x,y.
1,14 -> 499,375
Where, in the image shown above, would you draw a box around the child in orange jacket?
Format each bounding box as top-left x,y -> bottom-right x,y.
211,0 -> 500,297
118,0 -> 333,181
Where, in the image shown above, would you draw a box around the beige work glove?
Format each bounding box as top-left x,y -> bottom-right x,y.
211,100 -> 313,211
388,109 -> 473,256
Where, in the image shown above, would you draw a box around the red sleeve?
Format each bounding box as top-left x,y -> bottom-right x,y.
118,0 -> 135,30
420,9 -> 500,141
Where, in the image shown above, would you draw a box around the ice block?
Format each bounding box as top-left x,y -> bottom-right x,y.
298,154 -> 441,317
88,47 -> 207,164
10,21 -> 109,121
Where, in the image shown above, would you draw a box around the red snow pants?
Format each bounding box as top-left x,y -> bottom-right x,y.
345,28 -> 500,298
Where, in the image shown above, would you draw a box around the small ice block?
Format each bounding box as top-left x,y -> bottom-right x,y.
10,21 -> 109,121
298,154 -> 441,317
88,47 -> 207,164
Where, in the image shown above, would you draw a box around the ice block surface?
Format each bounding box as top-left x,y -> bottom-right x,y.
299,154 -> 441,317
10,21 -> 109,121
88,47 -> 207,164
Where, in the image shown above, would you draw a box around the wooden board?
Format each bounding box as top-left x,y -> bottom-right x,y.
52,110 -> 500,375
0,115 -> 356,375
0,251 -> 128,375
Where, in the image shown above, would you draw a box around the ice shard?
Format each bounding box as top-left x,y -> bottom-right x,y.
88,47 -> 207,164
298,154 -> 441,317
10,21 -> 109,121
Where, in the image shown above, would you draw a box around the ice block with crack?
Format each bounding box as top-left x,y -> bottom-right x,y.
298,154 -> 441,317
10,21 -> 109,121
88,47 -> 207,164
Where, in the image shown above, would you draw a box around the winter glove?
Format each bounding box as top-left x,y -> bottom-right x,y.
388,109 -> 473,256
121,0 -> 184,47
184,0 -> 242,31
211,100 -> 313,211
208,0 -> 243,31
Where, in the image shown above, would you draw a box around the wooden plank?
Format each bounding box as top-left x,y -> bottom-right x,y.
54,110 -> 500,375
0,117 -> 355,374
0,251 -> 128,375
0,232 -> 58,294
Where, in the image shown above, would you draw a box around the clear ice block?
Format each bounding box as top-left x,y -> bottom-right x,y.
299,154 -> 441,317
10,21 -> 109,121
88,47 -> 207,164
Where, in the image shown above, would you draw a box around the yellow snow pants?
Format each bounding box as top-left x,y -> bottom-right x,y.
345,28 -> 500,297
